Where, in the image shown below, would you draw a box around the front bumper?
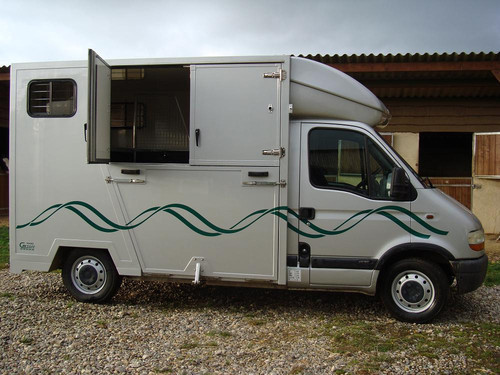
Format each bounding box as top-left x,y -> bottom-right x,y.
451,254 -> 488,294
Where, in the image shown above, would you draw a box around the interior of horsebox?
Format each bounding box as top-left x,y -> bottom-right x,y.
110,65 -> 190,163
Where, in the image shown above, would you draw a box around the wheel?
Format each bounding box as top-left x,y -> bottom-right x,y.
62,249 -> 122,303
380,258 -> 449,323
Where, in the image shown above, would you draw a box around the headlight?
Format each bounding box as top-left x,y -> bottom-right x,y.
468,229 -> 485,251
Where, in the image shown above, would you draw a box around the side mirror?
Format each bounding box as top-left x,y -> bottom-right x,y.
390,167 -> 411,200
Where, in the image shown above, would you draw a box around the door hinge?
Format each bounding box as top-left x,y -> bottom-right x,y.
263,69 -> 287,81
262,147 -> 285,157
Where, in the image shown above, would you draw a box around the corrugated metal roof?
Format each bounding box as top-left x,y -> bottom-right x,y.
299,52 -> 500,99
299,52 -> 500,64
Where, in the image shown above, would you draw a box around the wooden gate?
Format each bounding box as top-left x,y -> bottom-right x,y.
429,177 -> 472,209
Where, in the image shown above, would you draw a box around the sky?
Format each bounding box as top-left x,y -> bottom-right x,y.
0,0 -> 499,64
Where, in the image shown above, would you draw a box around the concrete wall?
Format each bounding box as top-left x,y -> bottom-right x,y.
472,178 -> 500,233
391,131 -> 500,233
392,132 -> 419,173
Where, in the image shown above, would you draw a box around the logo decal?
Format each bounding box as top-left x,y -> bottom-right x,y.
19,242 -> 35,251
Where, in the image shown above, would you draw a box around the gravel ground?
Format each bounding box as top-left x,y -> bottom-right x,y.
0,269 -> 499,375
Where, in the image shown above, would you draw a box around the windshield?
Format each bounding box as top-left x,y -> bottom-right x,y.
378,134 -> 431,188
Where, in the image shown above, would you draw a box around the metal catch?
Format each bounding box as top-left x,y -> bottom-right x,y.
263,69 -> 287,81
243,180 -> 286,187
262,147 -> 285,157
105,176 -> 145,184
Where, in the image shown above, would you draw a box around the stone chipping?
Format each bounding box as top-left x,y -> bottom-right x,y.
0,269 -> 498,374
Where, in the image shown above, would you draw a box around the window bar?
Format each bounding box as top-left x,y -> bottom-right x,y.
48,82 -> 53,114
133,100 -> 137,162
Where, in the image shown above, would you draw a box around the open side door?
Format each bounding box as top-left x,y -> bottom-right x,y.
87,49 -> 111,163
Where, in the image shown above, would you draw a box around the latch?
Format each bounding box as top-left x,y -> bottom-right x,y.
262,147 -> 285,157
105,176 -> 145,184
242,180 -> 286,187
263,69 -> 287,81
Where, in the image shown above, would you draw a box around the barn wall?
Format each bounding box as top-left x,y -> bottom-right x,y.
473,178 -> 500,233
0,80 -> 8,214
392,132 -> 419,172
384,98 -> 500,133
0,82 -> 8,128
383,97 -> 500,233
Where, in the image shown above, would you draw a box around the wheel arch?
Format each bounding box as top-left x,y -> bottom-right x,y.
49,246 -> 112,272
375,243 -> 456,290
46,240 -> 142,276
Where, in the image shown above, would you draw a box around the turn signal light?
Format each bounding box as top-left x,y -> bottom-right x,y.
468,229 -> 485,251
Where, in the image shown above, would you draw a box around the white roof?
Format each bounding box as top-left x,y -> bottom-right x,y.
290,57 -> 390,126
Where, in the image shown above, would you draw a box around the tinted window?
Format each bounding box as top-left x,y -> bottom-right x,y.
309,129 -> 367,195
366,138 -> 395,198
28,80 -> 76,117
309,128 -> 396,199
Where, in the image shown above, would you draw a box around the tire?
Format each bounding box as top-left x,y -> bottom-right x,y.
380,258 -> 449,323
62,249 -> 122,303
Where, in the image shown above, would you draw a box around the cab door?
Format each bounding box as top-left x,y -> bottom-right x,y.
298,123 -> 412,287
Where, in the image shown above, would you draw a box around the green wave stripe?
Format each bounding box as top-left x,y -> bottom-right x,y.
17,201 -> 448,239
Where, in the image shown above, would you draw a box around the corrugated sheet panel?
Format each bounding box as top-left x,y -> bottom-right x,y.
299,52 -> 500,64
297,52 -> 500,99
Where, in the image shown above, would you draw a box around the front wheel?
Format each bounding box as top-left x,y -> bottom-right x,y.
380,258 -> 449,323
62,249 -> 122,303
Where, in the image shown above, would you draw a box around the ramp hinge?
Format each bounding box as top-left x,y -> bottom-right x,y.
263,69 -> 286,81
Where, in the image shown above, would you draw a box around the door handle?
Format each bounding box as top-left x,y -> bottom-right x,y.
299,207 -> 315,220
121,169 -> 141,175
195,129 -> 200,147
248,171 -> 269,177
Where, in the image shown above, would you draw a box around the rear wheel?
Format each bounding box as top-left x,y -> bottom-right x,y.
381,258 -> 449,323
62,249 -> 122,303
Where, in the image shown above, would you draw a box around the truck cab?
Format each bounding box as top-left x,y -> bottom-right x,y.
287,118 -> 487,322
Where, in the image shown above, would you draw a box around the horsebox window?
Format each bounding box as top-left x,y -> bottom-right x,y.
28,79 -> 76,117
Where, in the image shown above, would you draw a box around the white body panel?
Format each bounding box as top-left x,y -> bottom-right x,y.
88,51 -> 111,163
290,57 -> 390,126
107,163 -> 280,280
190,64 -> 282,166
10,63 -> 141,275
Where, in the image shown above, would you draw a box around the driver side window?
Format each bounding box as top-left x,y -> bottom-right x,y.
367,138 -> 395,198
308,128 -> 395,199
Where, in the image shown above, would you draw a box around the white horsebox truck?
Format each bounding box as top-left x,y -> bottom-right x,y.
9,51 -> 487,323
